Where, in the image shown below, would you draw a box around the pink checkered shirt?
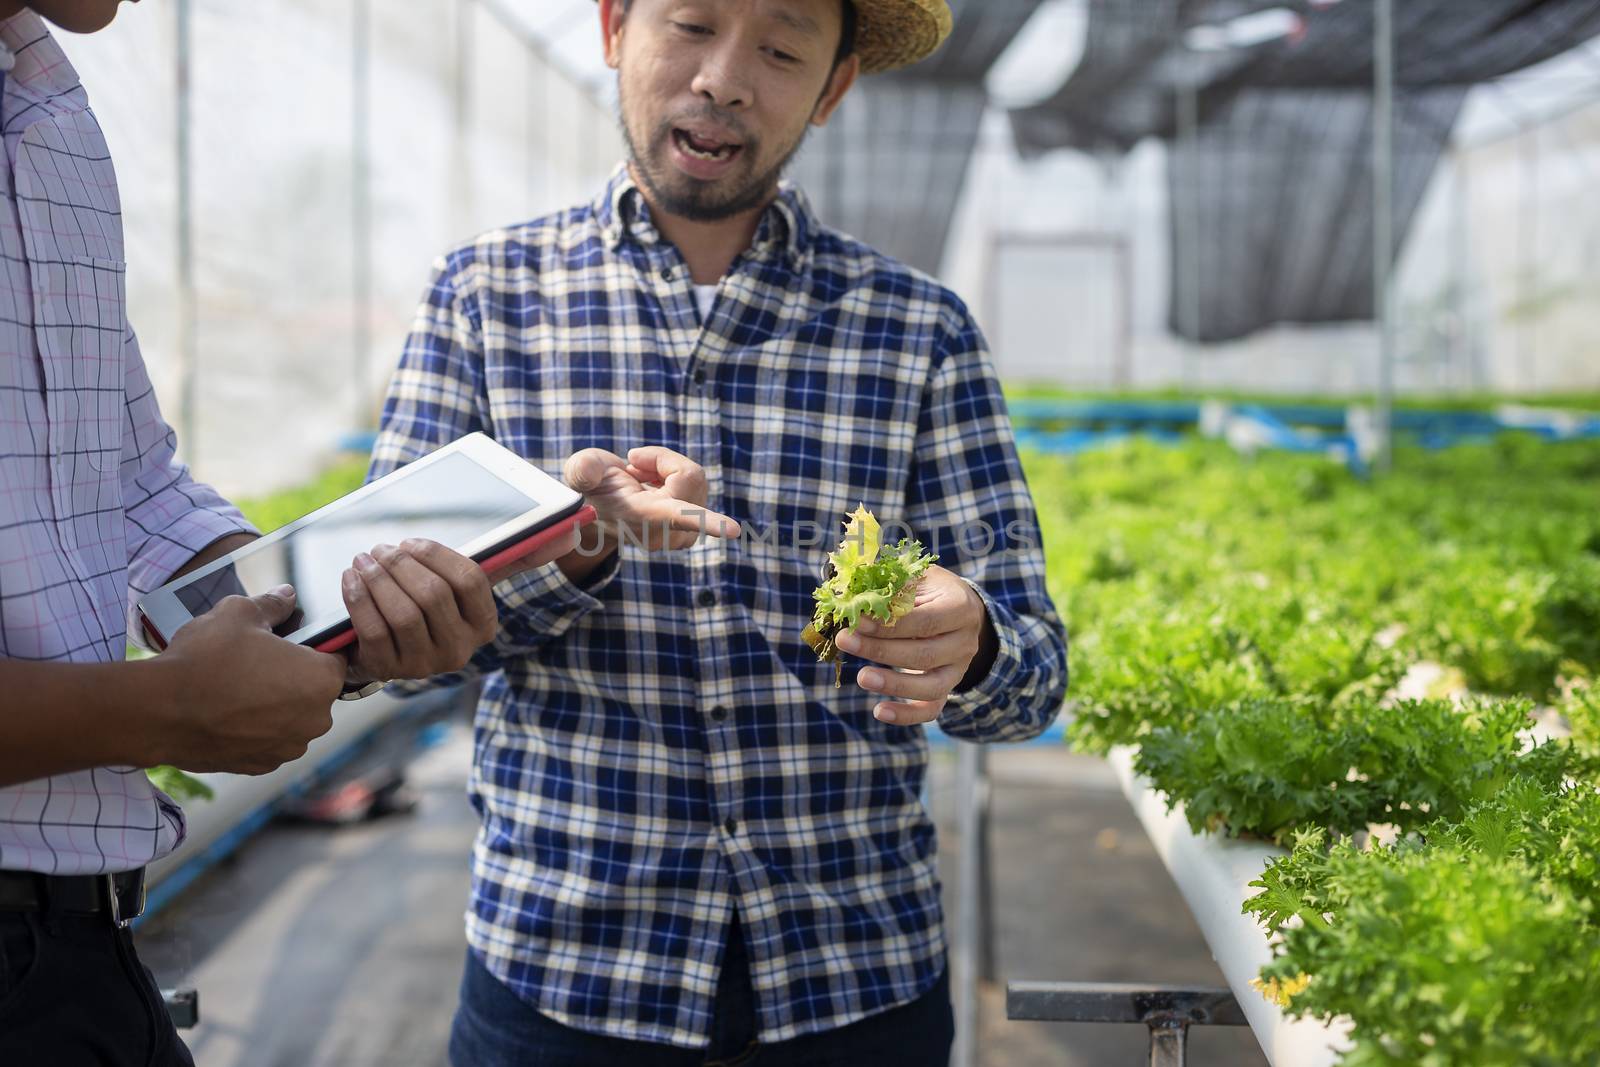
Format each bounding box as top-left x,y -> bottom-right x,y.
0,13 -> 253,875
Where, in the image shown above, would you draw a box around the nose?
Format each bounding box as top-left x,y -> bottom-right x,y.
690,38 -> 754,110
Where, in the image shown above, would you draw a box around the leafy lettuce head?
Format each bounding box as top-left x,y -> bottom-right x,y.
802,505 -> 937,684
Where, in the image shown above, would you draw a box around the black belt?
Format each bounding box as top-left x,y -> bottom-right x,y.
0,867 -> 147,927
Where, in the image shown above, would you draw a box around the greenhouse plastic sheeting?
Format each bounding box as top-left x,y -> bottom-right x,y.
57,0 -> 622,498
1010,0 -> 1600,342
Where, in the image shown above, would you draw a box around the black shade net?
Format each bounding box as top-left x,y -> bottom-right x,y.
1011,0 -> 1600,342
790,0 -> 1048,276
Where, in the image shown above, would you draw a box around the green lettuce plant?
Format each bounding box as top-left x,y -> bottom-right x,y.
802,505 -> 936,686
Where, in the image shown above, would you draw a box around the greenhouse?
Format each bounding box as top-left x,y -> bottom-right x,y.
3,0 -> 1600,1066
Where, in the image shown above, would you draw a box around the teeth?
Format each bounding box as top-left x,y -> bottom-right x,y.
677,131 -> 736,161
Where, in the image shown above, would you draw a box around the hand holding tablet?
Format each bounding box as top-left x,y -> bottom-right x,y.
336,534 -> 571,686
141,588 -> 347,773
137,434 -> 595,664
136,435 -> 739,698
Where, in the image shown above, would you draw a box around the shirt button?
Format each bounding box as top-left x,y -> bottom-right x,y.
660,266 -> 674,281
692,368 -> 707,386
710,705 -> 728,722
697,589 -> 717,608
724,817 -> 738,835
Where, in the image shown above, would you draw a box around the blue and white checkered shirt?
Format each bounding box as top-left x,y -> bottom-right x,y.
369,165 -> 1068,1049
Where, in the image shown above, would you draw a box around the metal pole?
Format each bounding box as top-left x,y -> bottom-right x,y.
1007,983 -> 1247,1065
953,743 -> 983,1067
824,123 -> 844,225
586,84 -> 602,190
573,75 -> 587,198
1149,1021 -> 1188,1067
174,0 -> 197,466
1177,79 -> 1201,388
544,58 -> 559,208
1119,235 -> 1135,390
1448,149 -> 1475,391
526,38 -> 538,201
453,0 -> 475,237
1455,148 -> 1487,392
352,0 -> 373,429
1374,0 -> 1395,471
976,746 -> 995,984
982,234 -> 1002,385
1519,121 -> 1539,391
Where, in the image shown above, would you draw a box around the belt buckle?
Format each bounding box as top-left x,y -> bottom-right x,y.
105,870 -> 147,928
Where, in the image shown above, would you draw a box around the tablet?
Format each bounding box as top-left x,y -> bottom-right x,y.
137,433 -> 592,652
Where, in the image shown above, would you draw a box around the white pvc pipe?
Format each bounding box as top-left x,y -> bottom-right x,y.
1109,747 -> 1352,1067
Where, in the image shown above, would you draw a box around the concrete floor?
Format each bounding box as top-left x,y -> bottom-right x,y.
136,726 -> 1269,1067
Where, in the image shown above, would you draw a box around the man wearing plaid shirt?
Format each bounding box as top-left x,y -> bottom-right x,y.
371,0 -> 1069,1062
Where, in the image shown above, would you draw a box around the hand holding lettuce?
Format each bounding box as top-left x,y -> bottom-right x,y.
802,506 -> 937,685
804,506 -> 996,725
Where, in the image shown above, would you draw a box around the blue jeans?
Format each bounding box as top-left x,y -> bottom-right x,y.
449,919 -> 954,1067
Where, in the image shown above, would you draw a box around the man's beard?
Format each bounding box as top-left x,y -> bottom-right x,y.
619,87 -> 810,223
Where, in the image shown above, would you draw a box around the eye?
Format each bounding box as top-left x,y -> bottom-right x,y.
672,21 -> 712,36
766,47 -> 800,63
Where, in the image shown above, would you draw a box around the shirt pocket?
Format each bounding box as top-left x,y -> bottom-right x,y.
37,256 -> 128,474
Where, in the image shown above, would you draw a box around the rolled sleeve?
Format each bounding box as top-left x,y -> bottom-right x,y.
906,298 -> 1070,743
119,325 -> 257,634
489,551 -> 620,655
937,578 -> 1055,741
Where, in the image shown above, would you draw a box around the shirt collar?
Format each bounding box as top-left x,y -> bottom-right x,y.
0,11 -> 85,114
595,162 -> 814,273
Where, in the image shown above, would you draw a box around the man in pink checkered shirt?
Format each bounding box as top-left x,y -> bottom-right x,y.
0,2 -> 599,1062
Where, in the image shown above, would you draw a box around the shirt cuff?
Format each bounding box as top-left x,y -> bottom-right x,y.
133,509 -> 258,592
126,510 -> 259,650
937,578 -> 1026,734
491,549 -> 620,649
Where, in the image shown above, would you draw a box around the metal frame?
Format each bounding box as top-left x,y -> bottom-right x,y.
173,0 -> 196,463
1007,982 -> 1248,1067
949,686 -> 1261,1067
1374,0 -> 1396,471
162,988 -> 200,1030
352,0 -> 373,427
1175,62 -> 1204,389
950,745 -> 991,1067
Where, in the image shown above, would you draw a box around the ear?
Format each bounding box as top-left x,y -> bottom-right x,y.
810,54 -> 860,127
599,0 -> 628,69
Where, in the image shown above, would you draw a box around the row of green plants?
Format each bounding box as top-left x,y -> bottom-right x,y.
1022,432 -> 1600,1066
150,433 -> 1600,1062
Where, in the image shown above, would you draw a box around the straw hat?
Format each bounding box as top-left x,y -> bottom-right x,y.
845,0 -> 953,74
602,0 -> 953,75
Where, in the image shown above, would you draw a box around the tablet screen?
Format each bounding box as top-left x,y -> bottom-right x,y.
173,451 -> 543,637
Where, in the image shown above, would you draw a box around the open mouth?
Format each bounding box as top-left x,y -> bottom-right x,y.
672,128 -> 744,163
